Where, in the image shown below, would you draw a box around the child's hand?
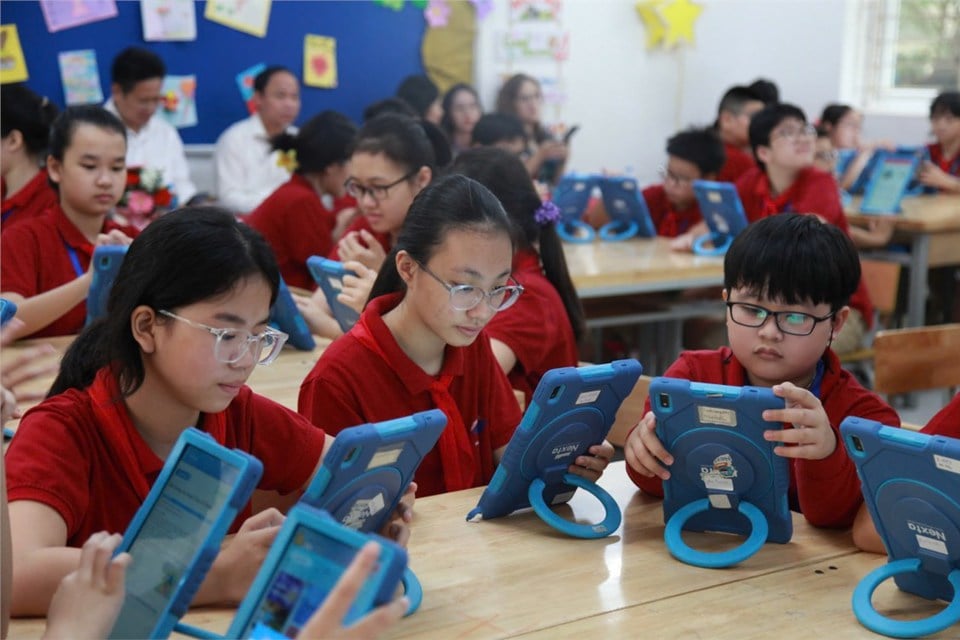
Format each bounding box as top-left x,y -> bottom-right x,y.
378,482 -> 416,548
568,440 -> 614,483
918,161 -> 960,191
669,233 -> 695,253
338,230 -> 387,271
333,207 -> 360,242
208,508 -> 285,604
762,381 -> 836,460
95,229 -> 134,248
1,341 -> 59,404
337,261 -> 377,314
295,542 -> 407,640
43,531 -> 131,640
538,140 -> 568,162
624,411 -> 673,479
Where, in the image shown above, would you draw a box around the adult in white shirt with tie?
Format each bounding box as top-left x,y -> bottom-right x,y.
104,47 -> 197,205
214,66 -> 301,214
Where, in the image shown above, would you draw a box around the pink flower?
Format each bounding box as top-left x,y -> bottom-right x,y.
126,190 -> 155,215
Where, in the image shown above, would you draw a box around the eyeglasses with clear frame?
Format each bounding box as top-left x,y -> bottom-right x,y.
772,123 -> 817,142
659,167 -> 695,186
416,262 -> 524,312
344,169 -> 417,203
726,302 -> 835,337
158,310 -> 288,365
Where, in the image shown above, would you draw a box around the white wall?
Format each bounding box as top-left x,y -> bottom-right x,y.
474,0 -> 929,184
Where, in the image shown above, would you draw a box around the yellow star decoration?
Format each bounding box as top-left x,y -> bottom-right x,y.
635,0 -> 702,49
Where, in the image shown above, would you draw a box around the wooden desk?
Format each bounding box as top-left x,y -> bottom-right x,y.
847,194 -> 960,327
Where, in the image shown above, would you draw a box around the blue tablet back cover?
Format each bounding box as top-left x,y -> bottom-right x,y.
653,377 -> 792,543
552,174 -> 596,224
269,277 -> 316,351
692,180 -> 749,241
302,410 -> 447,533
471,359 -> 642,520
597,176 -> 657,238
86,245 -> 128,326
842,417 -> 960,602
306,256 -> 360,333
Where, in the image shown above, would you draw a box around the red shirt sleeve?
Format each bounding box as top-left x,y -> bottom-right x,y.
922,395 -> 960,438
0,222 -> 43,297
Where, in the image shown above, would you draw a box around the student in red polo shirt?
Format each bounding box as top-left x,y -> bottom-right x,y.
299,175 -> 613,497
1,84 -> 60,232
625,214 -> 899,530
451,148 -> 585,404
3,208 -> 412,617
713,86 -> 765,183
919,91 -> 960,193
248,110 -> 358,291
1,106 -> 136,339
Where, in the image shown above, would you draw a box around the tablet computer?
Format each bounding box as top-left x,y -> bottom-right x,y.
841,417 -> 960,638
269,277 -> 316,351
597,176 -> 657,241
301,409 -> 446,534
860,150 -> 921,215
849,150 -> 884,195
468,359 -> 642,538
652,377 -> 790,568
552,173 -> 597,243
306,256 -> 361,333
691,180 -> 749,256
0,298 -> 16,327
86,245 -> 128,326
108,428 -> 264,640
227,503 -> 407,639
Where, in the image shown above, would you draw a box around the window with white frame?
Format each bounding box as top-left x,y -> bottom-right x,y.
846,0 -> 959,114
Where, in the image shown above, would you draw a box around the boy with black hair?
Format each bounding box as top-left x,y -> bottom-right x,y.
714,85 -> 765,182
471,113 -> 527,156
105,47 -> 197,204
919,91 -> 960,193
626,213 -> 899,529
748,78 -> 780,106
395,75 -> 442,125
643,127 -> 725,237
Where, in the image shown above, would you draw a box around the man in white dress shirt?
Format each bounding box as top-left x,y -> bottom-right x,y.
105,47 -> 197,205
214,66 -> 301,214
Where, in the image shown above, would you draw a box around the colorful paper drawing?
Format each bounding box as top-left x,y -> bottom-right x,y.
158,74 -> 197,128
141,0 -> 197,41
204,0 -> 271,38
58,50 -> 103,104
509,0 -> 561,22
425,0 -> 451,27
635,0 -> 702,49
470,0 -> 494,20
235,62 -> 265,114
39,0 -> 118,33
0,25 -> 29,84
498,28 -> 569,62
303,35 -> 337,89
536,75 -> 565,106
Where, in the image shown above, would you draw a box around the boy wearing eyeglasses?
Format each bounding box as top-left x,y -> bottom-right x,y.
625,213 -> 899,529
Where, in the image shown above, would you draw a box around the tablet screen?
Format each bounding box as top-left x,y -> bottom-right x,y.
237,524 -> 370,639
110,444 -> 241,638
862,156 -> 914,213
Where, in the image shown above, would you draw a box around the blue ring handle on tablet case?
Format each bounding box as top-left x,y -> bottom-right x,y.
692,232 -> 732,256
664,498 -> 768,568
598,220 -> 638,242
173,622 -> 225,640
853,559 -> 960,638
401,567 -> 423,616
529,473 -> 621,539
557,220 -> 596,243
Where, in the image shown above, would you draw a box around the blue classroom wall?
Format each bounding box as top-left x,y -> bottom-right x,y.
4,0 -> 428,143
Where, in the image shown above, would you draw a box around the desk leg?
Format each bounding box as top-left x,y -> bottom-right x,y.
907,235 -> 930,327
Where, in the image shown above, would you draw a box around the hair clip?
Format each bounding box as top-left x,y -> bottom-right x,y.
534,201 -> 561,226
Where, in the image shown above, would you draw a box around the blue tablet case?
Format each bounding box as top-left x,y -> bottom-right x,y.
302,409 -> 447,534
306,256 -> 361,333
849,151 -> 885,195
0,298 -> 16,327
85,245 -> 128,326
597,176 -> 657,241
842,417 -> 960,638
836,148 -> 857,181
468,359 -> 643,539
652,378 -> 790,568
691,180 -> 749,257
268,277 -> 315,351
227,504 -> 407,639
109,428 -> 263,640
552,173 -> 597,243
860,150 -> 921,215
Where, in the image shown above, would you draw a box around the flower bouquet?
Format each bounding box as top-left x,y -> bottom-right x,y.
117,166 -> 174,230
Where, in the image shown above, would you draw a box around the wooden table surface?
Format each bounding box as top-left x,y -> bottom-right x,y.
846,193 -> 960,233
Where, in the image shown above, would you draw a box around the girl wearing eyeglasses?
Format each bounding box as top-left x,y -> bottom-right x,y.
299,175 -> 613,497
3,207 -> 412,617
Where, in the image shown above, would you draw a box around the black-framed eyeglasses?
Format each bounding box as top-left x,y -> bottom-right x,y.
159,310 -> 288,365
726,302 -> 835,337
416,261 -> 523,312
344,169 -> 417,202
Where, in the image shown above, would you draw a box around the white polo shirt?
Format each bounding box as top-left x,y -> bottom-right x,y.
213,113 -> 294,214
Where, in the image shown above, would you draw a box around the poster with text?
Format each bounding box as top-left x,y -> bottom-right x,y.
58,50 -> 103,104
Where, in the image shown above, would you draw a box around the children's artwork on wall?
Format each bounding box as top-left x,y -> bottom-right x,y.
58,49 -> 103,104
159,74 -> 198,128
141,0 -> 197,41
0,25 -> 29,84
498,28 -> 569,62
537,74 -> 565,106
422,0 -> 477,91
204,0 -> 271,37
469,0 -> 494,20
235,62 -> 265,114
635,0 -> 703,49
39,0 -> 118,33
303,35 -> 337,89
425,0 -> 452,27
509,0 -> 561,23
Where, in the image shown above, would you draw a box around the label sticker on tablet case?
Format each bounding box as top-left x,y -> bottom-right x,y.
576,390 -> 601,405
933,454 -> 960,475
697,406 -> 737,427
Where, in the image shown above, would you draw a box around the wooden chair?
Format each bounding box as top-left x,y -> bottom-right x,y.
840,258 -> 902,385
873,323 -> 960,402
